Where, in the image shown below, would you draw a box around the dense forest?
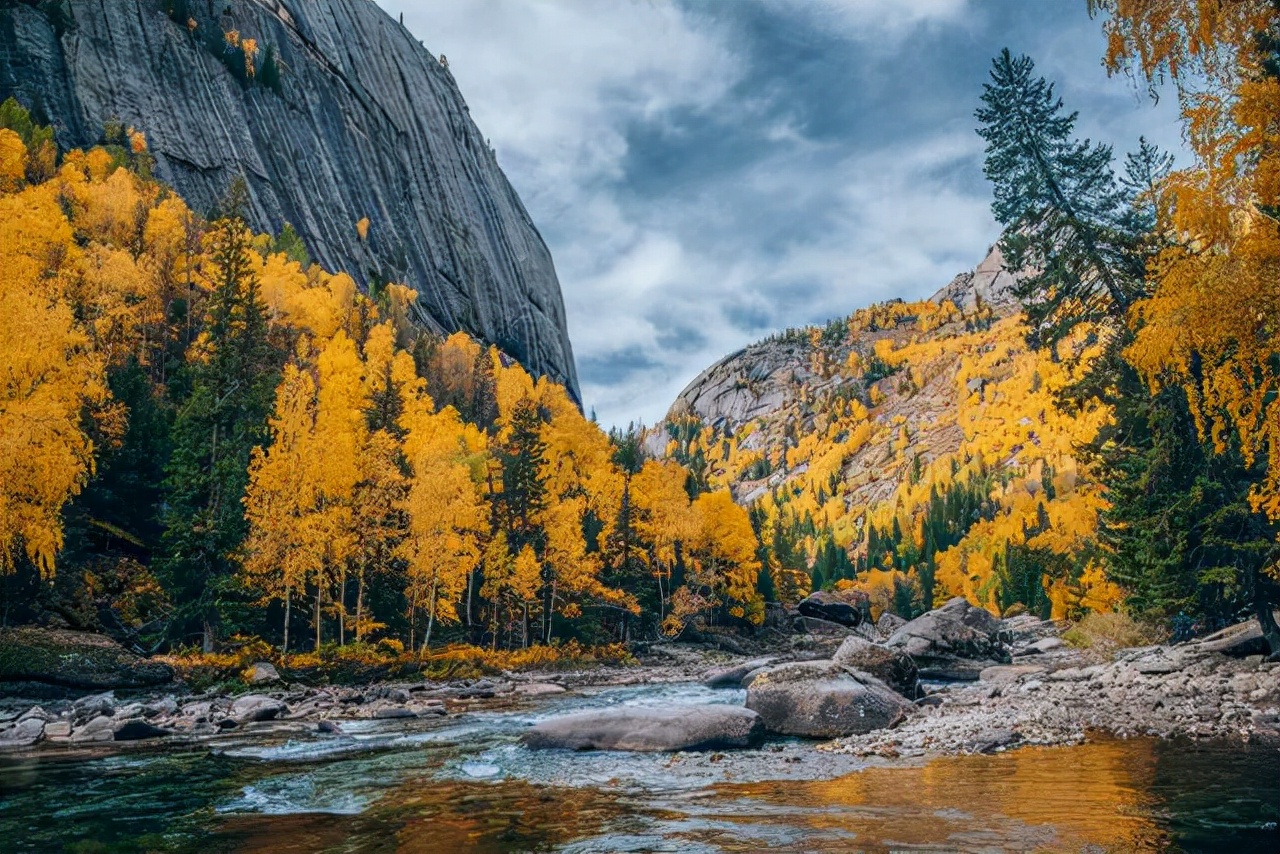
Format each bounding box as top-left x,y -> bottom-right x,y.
0,105 -> 765,655
1,0 -> 1278,660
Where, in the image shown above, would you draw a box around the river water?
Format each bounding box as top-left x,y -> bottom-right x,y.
2,683 -> 1278,852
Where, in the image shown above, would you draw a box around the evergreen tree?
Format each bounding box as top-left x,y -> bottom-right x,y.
976,49 -> 1147,347
158,185 -> 281,650
496,398 -> 550,641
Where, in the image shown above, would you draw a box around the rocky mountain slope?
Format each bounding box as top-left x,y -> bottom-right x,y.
657,246 -> 1116,619
0,0 -> 579,397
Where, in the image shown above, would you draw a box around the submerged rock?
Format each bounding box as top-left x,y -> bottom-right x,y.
522,705 -> 765,752
113,720 -> 171,741
745,661 -> 913,738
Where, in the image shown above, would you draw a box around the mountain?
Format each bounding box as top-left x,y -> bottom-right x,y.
0,0 -> 579,398
656,246 -> 1120,620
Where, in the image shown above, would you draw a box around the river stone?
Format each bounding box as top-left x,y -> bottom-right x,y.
979,664 -> 1047,684
245,662 -> 281,684
0,717 -> 45,749
832,637 -> 921,699
514,682 -> 567,697
373,705 -> 417,720
0,628 -> 174,691
521,705 -> 765,752
71,715 -> 117,743
231,694 -> 287,723
885,597 -> 1007,679
0,0 -> 580,398
702,657 -> 778,689
113,719 -> 171,741
745,661 -> 914,738
43,720 -> 71,738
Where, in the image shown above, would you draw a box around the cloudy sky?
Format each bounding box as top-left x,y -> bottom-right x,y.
377,0 -> 1185,428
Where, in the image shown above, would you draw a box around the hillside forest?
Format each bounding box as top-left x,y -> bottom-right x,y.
1,0 -> 1278,658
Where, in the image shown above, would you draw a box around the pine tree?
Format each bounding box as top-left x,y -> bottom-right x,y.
976,49 -> 1146,347
159,186 -> 280,650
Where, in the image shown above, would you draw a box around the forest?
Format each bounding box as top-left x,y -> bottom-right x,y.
0,106 -> 764,657
1,0 -> 1278,662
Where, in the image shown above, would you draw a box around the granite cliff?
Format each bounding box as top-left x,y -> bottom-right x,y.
0,0 -> 579,398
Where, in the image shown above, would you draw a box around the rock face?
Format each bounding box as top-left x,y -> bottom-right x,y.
885,597 -> 1007,680
521,705 -> 766,752
0,0 -> 579,398
0,627 -> 174,690
831,636 -> 920,699
745,661 -> 913,738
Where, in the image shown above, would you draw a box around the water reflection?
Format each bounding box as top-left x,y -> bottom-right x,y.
2,684 -> 1278,853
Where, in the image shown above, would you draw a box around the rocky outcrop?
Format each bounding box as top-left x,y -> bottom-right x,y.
521,705 -> 766,752
928,244 -> 1019,311
1,0 -> 579,398
744,660 -> 913,738
884,597 -> 1008,680
0,627 -> 174,691
831,636 -> 920,699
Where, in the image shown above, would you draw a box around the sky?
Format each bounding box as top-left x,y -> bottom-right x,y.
376,0 -> 1186,428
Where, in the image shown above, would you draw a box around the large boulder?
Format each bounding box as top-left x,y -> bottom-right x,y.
230,694 -> 288,723
0,717 -> 46,750
521,705 -> 765,752
885,597 -> 1007,679
745,661 -> 913,738
796,591 -> 869,628
832,636 -> 920,699
0,627 -> 174,691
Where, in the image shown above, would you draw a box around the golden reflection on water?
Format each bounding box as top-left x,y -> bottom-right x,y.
692,738 -> 1170,852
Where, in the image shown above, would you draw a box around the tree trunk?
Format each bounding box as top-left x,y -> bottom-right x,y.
338,566 -> 346,646
355,572 -> 364,643
315,587 -> 322,651
423,576 -> 438,654
283,586 -> 291,654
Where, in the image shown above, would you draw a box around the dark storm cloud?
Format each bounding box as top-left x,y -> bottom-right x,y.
380,0 -> 1184,427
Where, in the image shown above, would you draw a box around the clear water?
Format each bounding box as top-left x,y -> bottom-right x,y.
2,683 -> 1278,852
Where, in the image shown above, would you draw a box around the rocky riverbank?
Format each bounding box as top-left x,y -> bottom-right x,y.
3,595 -> 1279,759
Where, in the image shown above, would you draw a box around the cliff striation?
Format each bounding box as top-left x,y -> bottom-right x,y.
0,0 -> 579,398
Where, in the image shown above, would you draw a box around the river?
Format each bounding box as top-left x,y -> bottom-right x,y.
2,683 -> 1278,852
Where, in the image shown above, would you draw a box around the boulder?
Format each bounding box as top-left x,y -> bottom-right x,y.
0,627 -> 174,690
70,715 -> 117,743
745,661 -> 913,738
245,662 -> 281,684
702,657 -> 778,689
796,590 -> 869,628
0,717 -> 45,750
231,694 -> 287,723
832,636 -> 920,698
885,597 -> 1007,679
876,612 -> 908,636
522,705 -> 765,752
373,705 -> 417,720
793,615 -> 857,635
43,720 -> 71,738
113,719 -> 171,741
